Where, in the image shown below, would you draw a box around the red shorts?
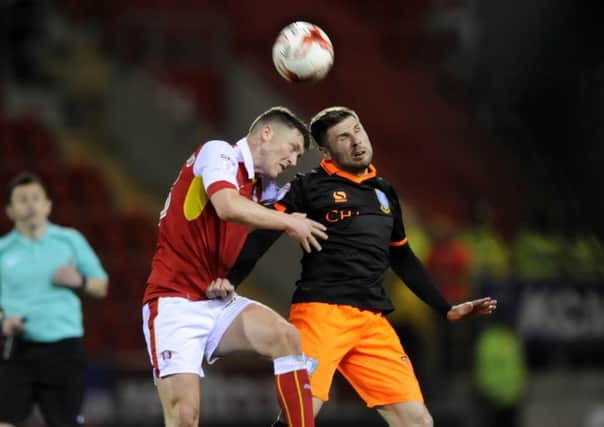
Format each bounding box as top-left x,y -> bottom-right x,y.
289,302 -> 424,408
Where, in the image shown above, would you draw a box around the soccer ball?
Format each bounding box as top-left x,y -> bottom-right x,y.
272,21 -> 334,82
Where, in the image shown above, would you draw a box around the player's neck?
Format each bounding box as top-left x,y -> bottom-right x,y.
336,163 -> 368,177
15,221 -> 48,240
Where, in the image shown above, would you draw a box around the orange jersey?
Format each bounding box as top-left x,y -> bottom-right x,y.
144,139 -> 262,303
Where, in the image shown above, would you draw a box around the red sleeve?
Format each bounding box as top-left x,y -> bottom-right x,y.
207,180 -> 237,197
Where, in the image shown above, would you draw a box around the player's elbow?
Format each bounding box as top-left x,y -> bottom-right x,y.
213,202 -> 239,222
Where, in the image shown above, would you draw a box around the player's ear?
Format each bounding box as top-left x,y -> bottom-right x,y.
260,124 -> 274,143
5,205 -> 14,221
319,146 -> 331,160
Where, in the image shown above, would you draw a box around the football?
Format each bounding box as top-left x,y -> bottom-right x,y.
272,21 -> 334,82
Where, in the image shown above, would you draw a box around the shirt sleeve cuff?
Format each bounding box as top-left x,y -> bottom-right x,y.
207,180 -> 237,197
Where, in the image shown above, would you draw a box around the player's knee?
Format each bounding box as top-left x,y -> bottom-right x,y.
384,403 -> 432,427
409,406 -> 433,427
421,412 -> 434,427
270,321 -> 302,357
164,397 -> 199,427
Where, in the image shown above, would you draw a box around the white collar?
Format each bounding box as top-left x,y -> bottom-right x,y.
234,138 -> 255,180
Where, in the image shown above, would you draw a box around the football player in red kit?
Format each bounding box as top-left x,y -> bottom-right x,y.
142,107 -> 327,427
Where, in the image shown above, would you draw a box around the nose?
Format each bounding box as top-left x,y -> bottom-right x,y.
288,154 -> 297,167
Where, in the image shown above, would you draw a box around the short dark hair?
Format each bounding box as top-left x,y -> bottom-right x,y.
249,106 -> 311,149
310,106 -> 358,147
6,171 -> 47,204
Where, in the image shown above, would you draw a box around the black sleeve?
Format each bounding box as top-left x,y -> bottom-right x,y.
227,230 -> 283,287
228,175 -> 306,287
390,243 -> 451,317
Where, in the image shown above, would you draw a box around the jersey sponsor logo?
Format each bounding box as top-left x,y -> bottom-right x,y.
325,208 -> 359,223
374,189 -> 391,214
333,191 -> 348,203
183,176 -> 209,220
220,153 -> 238,174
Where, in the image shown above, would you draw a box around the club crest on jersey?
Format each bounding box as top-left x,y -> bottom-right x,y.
375,189 -> 391,214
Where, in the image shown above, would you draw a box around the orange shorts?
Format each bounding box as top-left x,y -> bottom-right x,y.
289,302 -> 424,408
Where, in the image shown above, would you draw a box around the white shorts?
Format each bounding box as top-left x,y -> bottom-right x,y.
142,293 -> 255,379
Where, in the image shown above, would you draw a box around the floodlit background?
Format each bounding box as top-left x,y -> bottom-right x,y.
1,1 -> 603,426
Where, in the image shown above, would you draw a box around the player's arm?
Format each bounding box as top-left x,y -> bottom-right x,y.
390,243 -> 497,321
210,189 -> 325,253
52,230 -> 109,299
385,183 -> 451,316
53,265 -> 108,299
389,242 -> 452,317
198,141 -> 325,252
227,228 -> 283,287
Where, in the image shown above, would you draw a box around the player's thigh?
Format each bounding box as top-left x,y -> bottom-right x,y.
35,339 -> 87,427
213,301 -> 298,358
376,401 -> 433,427
289,303 -> 361,403
0,359 -> 34,424
339,315 -> 423,408
143,297 -> 210,379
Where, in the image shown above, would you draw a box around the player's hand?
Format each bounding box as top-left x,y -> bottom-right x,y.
447,297 -> 497,322
206,278 -> 235,299
1,316 -> 25,336
285,212 -> 328,253
52,263 -> 84,290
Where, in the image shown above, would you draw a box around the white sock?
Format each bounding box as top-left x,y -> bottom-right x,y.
273,354 -> 307,375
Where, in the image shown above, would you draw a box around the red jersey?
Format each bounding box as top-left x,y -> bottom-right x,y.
143,138 -> 263,303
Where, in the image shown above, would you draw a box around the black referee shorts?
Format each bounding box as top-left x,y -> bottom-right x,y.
0,337 -> 87,427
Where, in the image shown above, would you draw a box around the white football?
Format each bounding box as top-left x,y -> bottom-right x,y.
272,21 -> 334,82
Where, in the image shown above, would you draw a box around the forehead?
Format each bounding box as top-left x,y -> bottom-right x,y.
327,115 -> 360,138
273,125 -> 305,153
11,182 -> 47,199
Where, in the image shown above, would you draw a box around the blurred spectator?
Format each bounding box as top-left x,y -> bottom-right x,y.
562,232 -> 604,282
425,216 -> 475,374
511,228 -> 563,281
474,319 -> 527,427
0,171 -> 109,427
460,201 -> 510,283
426,216 -> 473,304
